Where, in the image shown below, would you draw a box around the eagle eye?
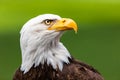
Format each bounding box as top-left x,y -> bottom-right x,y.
44,19 -> 54,25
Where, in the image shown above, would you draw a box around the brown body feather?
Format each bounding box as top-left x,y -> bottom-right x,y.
13,58 -> 104,80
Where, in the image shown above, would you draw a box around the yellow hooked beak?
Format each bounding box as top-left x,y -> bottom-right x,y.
48,18 -> 78,33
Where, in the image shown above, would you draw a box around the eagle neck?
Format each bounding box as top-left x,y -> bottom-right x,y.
20,33 -> 71,73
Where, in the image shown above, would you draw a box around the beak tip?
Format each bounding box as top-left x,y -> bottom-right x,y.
74,29 -> 78,34
73,25 -> 78,34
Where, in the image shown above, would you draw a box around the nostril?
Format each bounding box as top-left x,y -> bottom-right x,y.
62,20 -> 66,23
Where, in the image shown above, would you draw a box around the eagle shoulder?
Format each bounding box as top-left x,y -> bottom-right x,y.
59,59 -> 104,80
13,59 -> 104,80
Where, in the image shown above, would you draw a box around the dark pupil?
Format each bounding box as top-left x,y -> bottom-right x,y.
45,20 -> 52,24
46,20 -> 50,23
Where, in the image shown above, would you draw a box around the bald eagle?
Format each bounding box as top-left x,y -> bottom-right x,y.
13,14 -> 104,80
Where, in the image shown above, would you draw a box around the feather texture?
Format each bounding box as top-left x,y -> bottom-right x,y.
13,58 -> 104,80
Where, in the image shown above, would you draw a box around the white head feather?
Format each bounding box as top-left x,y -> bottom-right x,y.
20,14 -> 71,73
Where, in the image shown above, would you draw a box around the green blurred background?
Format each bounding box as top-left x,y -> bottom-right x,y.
0,0 -> 120,80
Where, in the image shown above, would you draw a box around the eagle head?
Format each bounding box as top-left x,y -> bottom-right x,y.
20,14 -> 78,73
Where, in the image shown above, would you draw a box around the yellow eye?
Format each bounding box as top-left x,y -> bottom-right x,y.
44,19 -> 53,25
